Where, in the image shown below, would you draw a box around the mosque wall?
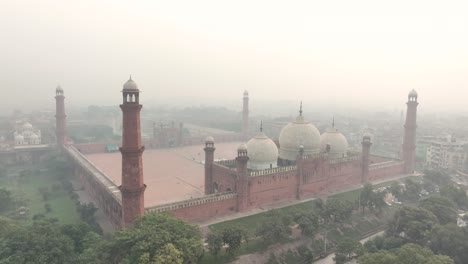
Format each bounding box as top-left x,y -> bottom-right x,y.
368,161 -> 405,181
212,163 -> 237,192
145,192 -> 237,222
74,142 -> 118,154
65,146 -> 122,227
248,170 -> 297,208
75,165 -> 122,227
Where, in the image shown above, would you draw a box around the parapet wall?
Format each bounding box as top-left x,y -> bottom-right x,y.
145,192 -> 237,222
248,170 -> 297,208
65,145 -> 122,227
73,142 -> 119,154
369,161 -> 404,181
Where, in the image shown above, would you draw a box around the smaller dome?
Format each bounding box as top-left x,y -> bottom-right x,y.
30,133 -> 38,140
246,130 -> 278,170
409,89 -> 418,97
205,136 -> 214,143
15,134 -> 24,141
243,90 -> 249,97
320,125 -> 348,159
123,76 -> 139,91
56,85 -> 63,92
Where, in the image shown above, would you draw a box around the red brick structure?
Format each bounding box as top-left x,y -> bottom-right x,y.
361,134 -> 372,183
204,136 -> 215,195
55,86 -> 67,147
402,89 -> 418,174
65,89 -> 419,227
242,90 -> 249,139
119,77 -> 146,227
153,121 -> 184,147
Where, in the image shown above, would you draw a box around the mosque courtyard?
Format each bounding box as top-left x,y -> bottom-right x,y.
85,141 -> 242,208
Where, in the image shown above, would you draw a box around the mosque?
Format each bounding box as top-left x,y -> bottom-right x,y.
14,121 -> 42,146
58,78 -> 418,227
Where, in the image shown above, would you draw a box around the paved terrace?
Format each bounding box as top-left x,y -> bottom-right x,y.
84,141 -> 242,207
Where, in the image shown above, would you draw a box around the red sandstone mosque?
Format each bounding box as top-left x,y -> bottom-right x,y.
56,78 -> 419,227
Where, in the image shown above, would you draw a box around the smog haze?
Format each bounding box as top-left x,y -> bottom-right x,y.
1,0 -> 467,112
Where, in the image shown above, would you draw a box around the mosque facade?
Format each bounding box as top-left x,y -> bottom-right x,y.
57,78 -> 419,227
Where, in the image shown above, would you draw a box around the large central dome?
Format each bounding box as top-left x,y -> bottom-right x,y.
279,105 -> 321,161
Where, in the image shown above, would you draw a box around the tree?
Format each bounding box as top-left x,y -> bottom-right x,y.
359,244 -> 454,264
395,243 -> 454,264
402,178 -> 422,201
390,182 -> 403,200
423,169 -> 451,188
429,224 -> 468,264
222,226 -> 243,254
0,188 -> 13,212
419,196 -> 457,224
0,219 -> 76,264
101,213 -> 203,264
358,251 -> 397,264
440,185 -> 468,209
334,237 -> 363,264
153,243 -> 183,264
206,232 -> 223,256
295,211 -> 319,237
387,206 -> 438,244
360,183 -> 374,213
256,214 -> 291,243
322,198 -> 353,224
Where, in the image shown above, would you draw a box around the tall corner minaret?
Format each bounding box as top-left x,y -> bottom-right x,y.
236,143 -> 249,212
204,136 -> 215,195
55,85 -> 67,147
402,89 -> 419,174
119,76 -> 146,227
242,90 -> 249,138
361,134 -> 372,183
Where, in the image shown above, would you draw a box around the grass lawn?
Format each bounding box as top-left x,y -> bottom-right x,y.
0,165 -> 80,224
209,201 -> 317,234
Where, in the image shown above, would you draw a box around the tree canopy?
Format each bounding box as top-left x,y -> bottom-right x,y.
101,213 -> 203,264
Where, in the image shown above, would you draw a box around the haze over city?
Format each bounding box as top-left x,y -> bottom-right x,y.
1,0 -> 467,113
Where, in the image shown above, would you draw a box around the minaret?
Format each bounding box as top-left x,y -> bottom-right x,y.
361,134 -> 372,183
204,136 -> 215,195
119,76 -> 146,227
55,86 -> 67,147
242,90 -> 249,138
402,89 -> 418,174
236,143 -> 249,211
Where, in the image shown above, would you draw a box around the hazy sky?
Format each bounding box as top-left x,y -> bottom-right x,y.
1,0 -> 467,112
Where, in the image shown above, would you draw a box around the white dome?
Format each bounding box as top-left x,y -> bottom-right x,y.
15,134 -> 24,141
238,143 -> 247,151
22,122 -> 33,130
30,133 -> 39,140
56,85 -> 63,92
279,114 -> 321,161
409,89 -> 418,97
247,131 -> 278,170
123,77 -> 139,91
205,136 -> 214,143
320,127 -> 348,159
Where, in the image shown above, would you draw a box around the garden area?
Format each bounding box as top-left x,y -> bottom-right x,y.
0,154 -> 93,226
202,179 -> 404,264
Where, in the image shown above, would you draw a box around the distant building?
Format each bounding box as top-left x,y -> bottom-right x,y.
14,121 -> 42,146
426,135 -> 468,171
